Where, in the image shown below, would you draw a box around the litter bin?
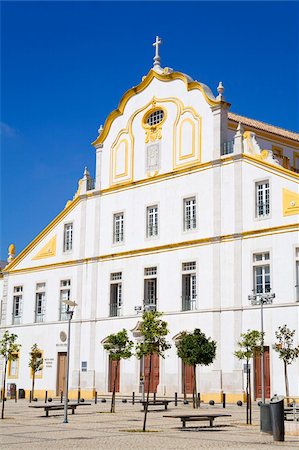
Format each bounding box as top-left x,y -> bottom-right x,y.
260,403 -> 272,434
18,388 -> 25,399
270,395 -> 284,442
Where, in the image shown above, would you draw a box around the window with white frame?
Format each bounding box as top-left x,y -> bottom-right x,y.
255,181 -> 270,218
181,262 -> 197,311
12,286 -> 23,325
8,355 -> 19,378
144,267 -> 157,310
183,197 -> 197,231
146,205 -> 158,238
295,248 -> 299,302
113,213 -> 124,243
63,223 -> 73,252
253,252 -> 271,294
35,283 -> 46,323
110,272 -> 122,317
59,280 -> 71,321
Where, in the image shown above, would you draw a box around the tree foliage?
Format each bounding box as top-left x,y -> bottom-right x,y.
177,329 -> 216,367
104,329 -> 133,413
0,330 -> 21,419
272,324 -> 299,365
234,329 -> 263,361
28,343 -> 43,399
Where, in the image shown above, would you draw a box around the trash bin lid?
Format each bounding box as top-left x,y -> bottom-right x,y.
270,395 -> 284,403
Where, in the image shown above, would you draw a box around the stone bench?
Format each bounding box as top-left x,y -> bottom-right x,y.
164,413 -> 231,428
29,402 -> 91,417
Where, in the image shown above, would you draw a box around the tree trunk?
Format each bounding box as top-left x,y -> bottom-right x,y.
246,359 -> 249,424
248,366 -> 252,425
110,360 -> 119,413
32,371 -> 35,400
193,364 -> 198,408
284,360 -> 290,405
1,358 -> 8,419
182,362 -> 186,401
143,353 -> 152,431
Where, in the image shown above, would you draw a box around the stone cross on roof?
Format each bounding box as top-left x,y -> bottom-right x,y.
153,36 -> 162,68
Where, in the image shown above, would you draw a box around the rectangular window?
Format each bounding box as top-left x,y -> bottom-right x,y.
12,286 -> 23,325
144,267 -> 157,310
110,272 -> 122,317
253,252 -> 271,294
182,262 -> 197,311
8,354 -> 19,378
255,181 -> 270,218
146,205 -> 158,238
35,283 -> 46,323
63,223 -> 73,252
183,197 -> 196,231
59,280 -> 71,321
113,213 -> 124,243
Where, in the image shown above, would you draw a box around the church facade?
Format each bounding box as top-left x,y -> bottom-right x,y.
1,39 -> 299,402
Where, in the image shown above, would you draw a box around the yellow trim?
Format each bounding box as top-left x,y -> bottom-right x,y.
228,121 -> 299,149
32,235 -> 56,260
6,223 -> 298,275
243,154 -> 299,181
179,118 -> 196,160
283,188 -> 299,216
4,196 -> 81,272
114,139 -> 129,179
92,69 -> 220,147
8,352 -> 19,379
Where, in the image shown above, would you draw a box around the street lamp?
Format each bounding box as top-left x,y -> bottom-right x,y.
62,299 -> 77,424
248,291 -> 275,404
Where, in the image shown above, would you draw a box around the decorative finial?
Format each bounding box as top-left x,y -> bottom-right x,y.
83,166 -> 90,178
98,124 -> 103,135
8,243 -> 15,263
217,81 -> 225,100
153,36 -> 162,68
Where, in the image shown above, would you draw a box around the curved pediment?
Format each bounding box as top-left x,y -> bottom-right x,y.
92,69 -> 221,147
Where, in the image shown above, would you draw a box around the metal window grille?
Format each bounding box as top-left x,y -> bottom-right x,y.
109,282 -> 122,317
256,182 -> 270,217
144,267 -> 157,276
64,223 -> 73,251
147,205 -> 158,237
110,272 -> 122,281
221,140 -> 234,155
35,283 -> 46,323
144,278 -> 157,310
12,286 -> 23,325
113,213 -> 124,243
59,279 -> 71,321
182,269 -> 197,311
182,262 -> 196,272
147,110 -> 164,126
184,197 -> 196,230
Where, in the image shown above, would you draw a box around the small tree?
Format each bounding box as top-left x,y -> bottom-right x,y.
234,329 -> 263,424
103,329 -> 133,413
136,311 -> 170,431
28,344 -> 43,400
0,330 -> 21,419
177,329 -> 216,408
273,324 -> 299,403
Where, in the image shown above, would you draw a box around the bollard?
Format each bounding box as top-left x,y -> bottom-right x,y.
175,392 -> 178,407
77,389 -> 81,403
29,391 -> 32,403
198,393 -> 201,407
153,392 -> 156,402
45,391 -> 48,403
132,392 -> 135,405
60,391 -> 63,403
95,391 -> 97,404
223,393 -> 226,409
15,386 -> 17,403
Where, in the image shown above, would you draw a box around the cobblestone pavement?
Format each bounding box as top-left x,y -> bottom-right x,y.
0,399 -> 298,449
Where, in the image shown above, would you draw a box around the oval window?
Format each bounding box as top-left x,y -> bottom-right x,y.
147,109 -> 164,127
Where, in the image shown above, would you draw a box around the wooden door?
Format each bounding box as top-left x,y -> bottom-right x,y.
182,362 -> 194,395
254,346 -> 271,400
144,354 -> 159,393
57,352 -> 67,396
108,357 -> 120,392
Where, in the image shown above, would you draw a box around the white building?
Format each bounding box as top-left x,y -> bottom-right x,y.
1,38 -> 299,402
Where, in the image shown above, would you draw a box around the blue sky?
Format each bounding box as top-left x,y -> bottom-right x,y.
1,1 -> 299,261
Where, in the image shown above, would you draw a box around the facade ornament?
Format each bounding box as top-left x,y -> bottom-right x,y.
153,36 -> 162,69
98,124 -> 103,135
216,81 -> 225,100
8,243 -> 15,263
243,131 -> 279,165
